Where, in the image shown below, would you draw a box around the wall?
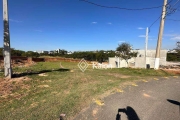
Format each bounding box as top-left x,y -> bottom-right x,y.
109,50 -> 168,68
108,57 -> 117,68
135,50 -> 167,68
0,56 -> 27,60
108,57 -> 135,68
135,57 -> 146,68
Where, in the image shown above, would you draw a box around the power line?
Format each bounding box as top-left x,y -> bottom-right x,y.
148,0 -> 174,31
80,0 -> 176,30
166,0 -> 180,15
172,0 -> 180,6
148,12 -> 175,32
79,0 -> 164,10
149,15 -> 162,30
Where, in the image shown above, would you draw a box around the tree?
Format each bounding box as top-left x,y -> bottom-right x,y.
96,50 -> 106,63
176,41 -> 180,52
116,43 -> 137,65
59,49 -> 67,55
25,51 -> 39,57
11,49 -> 25,56
167,41 -> 180,61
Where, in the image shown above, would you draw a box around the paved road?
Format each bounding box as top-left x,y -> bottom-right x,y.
74,76 -> 180,120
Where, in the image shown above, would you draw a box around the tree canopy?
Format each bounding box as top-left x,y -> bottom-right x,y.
116,43 -> 137,63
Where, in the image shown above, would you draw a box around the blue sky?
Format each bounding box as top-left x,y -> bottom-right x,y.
0,0 -> 180,51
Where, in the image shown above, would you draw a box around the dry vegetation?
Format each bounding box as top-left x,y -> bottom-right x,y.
0,61 -> 178,120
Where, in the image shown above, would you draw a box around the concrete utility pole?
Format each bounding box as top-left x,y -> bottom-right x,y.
154,0 -> 167,70
145,27 -> 148,68
3,0 -> 12,78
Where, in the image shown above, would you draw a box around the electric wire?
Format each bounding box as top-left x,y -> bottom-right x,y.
166,1 -> 180,15
80,0 -> 178,30
79,0 -> 165,10
172,0 -> 180,6
148,0 -> 174,31
149,15 -> 162,30
164,0 -> 180,22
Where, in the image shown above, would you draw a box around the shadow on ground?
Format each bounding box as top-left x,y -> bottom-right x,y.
167,99 -> 180,106
12,68 -> 70,78
167,99 -> 180,117
116,106 -> 140,120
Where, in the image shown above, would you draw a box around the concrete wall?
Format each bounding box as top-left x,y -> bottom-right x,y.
135,57 -> 146,68
119,59 -> 127,68
135,50 -> 167,68
135,50 -> 167,58
109,50 -> 167,68
108,57 -> 117,68
119,58 -> 135,68
108,57 -> 135,68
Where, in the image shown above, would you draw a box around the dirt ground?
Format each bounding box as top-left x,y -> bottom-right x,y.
162,69 -> 180,75
0,60 -> 179,103
0,59 -> 36,69
0,76 -> 31,102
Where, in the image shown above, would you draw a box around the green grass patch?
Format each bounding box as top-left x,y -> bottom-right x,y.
0,61 -> 175,120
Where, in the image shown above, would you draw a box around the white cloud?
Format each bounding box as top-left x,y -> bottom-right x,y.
164,33 -> 180,40
138,35 -> 146,38
107,22 -> 112,25
9,19 -> 22,23
137,27 -> 145,30
118,40 -> 125,43
170,36 -> 180,40
91,22 -> 97,24
138,35 -> 154,38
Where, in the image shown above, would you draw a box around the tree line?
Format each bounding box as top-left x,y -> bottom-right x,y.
167,52 -> 180,61
0,48 -> 116,62
1,42 -> 179,62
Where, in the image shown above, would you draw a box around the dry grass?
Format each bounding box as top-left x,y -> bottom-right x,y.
0,61 -> 176,120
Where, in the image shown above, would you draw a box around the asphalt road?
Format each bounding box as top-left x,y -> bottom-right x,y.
74,76 -> 180,120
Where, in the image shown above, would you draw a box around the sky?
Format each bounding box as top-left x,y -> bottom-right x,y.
0,0 -> 180,51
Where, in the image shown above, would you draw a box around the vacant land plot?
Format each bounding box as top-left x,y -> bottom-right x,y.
0,61 -> 177,120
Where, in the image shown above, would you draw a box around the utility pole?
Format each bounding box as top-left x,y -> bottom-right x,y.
154,0 -> 167,70
145,27 -> 148,68
3,0 -> 12,78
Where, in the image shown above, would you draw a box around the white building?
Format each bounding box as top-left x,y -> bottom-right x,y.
167,49 -> 178,53
109,50 -> 167,69
34,50 -> 49,54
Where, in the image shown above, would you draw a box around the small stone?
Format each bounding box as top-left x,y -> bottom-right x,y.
60,114 -> 66,120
